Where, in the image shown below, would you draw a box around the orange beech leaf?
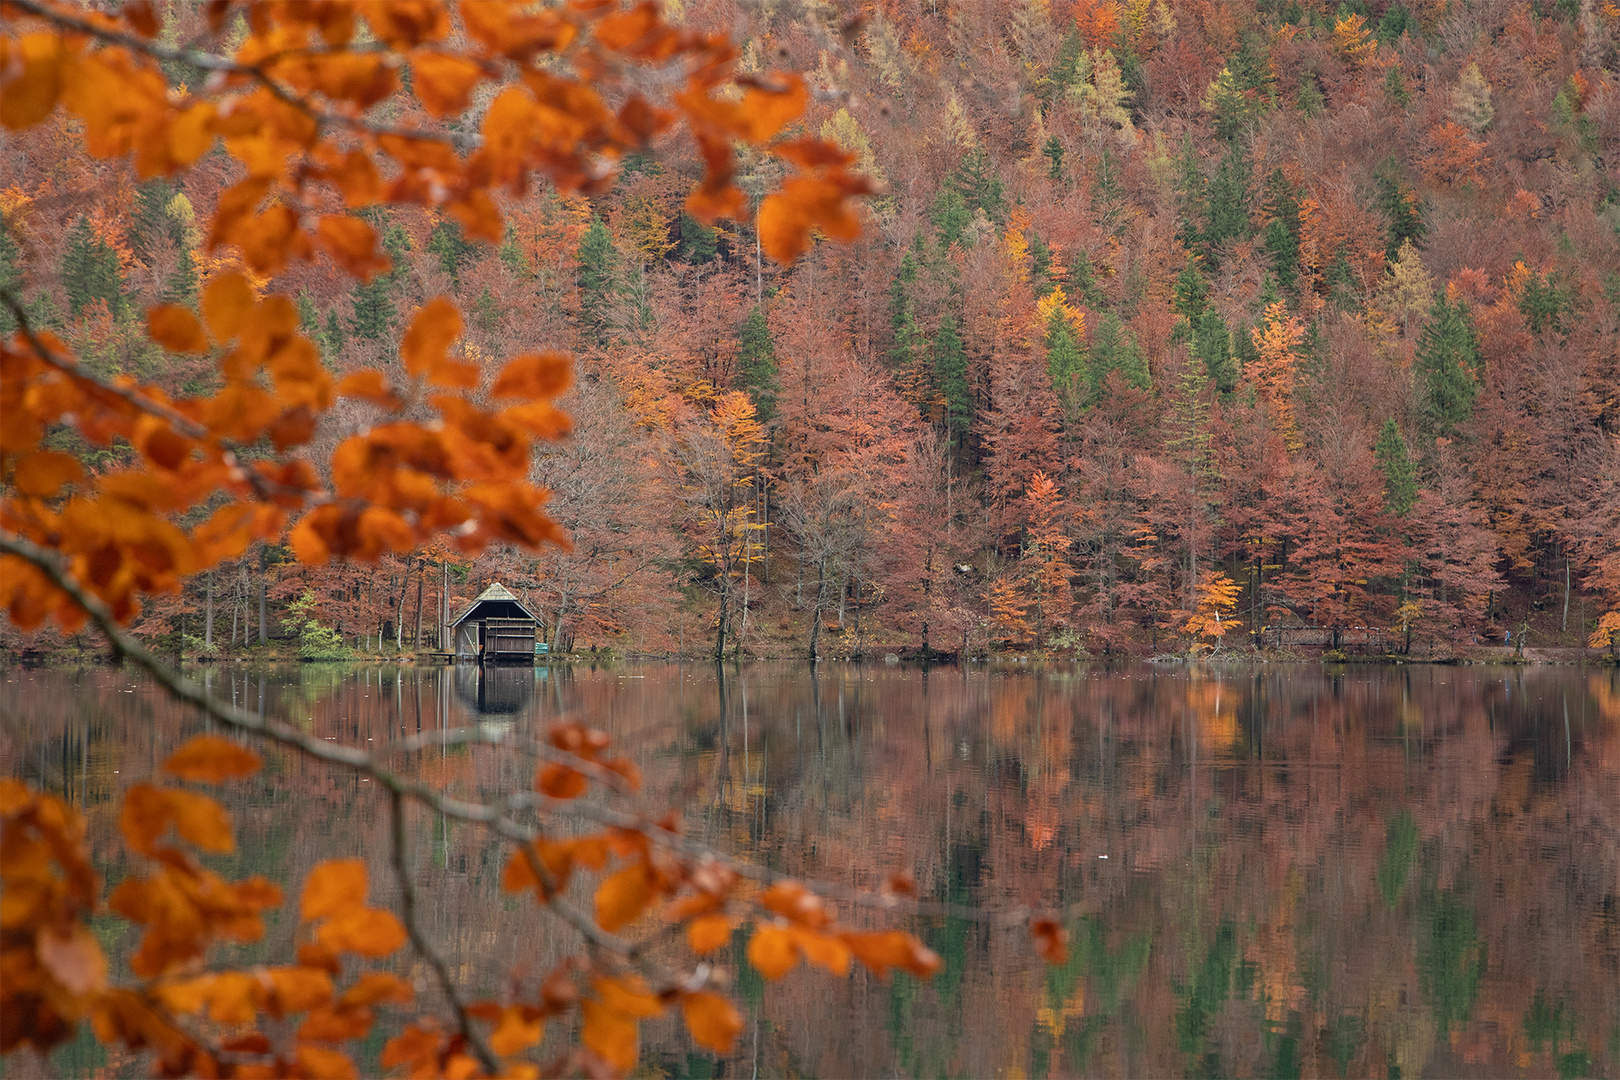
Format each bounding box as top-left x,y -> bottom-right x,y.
317,907 -> 406,957
265,966 -> 334,1016
592,975 -> 663,1018
734,74 -> 808,142
316,147 -> 383,206
200,273 -> 256,343
334,370 -> 401,409
167,101 -> 217,165
537,762 -> 588,799
119,784 -> 233,854
491,352 -> 573,400
400,296 -> 464,379
339,972 -> 413,1008
746,921 -> 798,979
580,999 -> 638,1072
773,137 -> 855,170
147,306 -> 211,354
0,33 -> 70,130
293,1044 -> 358,1080
11,451 -> 84,497
489,1005 -> 543,1056
594,861 -> 654,931
166,788 -> 234,852
411,51 -> 485,116
760,881 -> 831,927
841,930 -> 943,981
381,1024 -> 443,1070
36,925 -> 108,997
681,991 -> 743,1054
1030,917 -> 1069,966
299,1002 -> 375,1042
317,216 -> 391,282
686,913 -> 734,955
301,858 -> 368,921
788,925 -> 852,976
202,971 -> 261,1025
221,1033 -> 272,1056
163,735 -> 261,782
758,176 -> 866,263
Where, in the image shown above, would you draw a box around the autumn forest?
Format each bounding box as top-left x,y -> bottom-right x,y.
4,0 -> 1620,661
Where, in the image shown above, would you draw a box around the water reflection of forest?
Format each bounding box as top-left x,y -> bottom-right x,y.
2,662 -> 1616,1079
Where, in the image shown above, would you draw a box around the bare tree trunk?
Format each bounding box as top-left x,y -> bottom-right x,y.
394,564 -> 409,652
412,562 -> 424,647
807,558 -> 827,660
1563,553 -> 1571,634
204,570 -> 214,648
257,545 -> 268,644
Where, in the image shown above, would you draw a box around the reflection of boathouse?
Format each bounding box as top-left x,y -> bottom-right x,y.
448,582 -> 540,664
453,663 -> 535,715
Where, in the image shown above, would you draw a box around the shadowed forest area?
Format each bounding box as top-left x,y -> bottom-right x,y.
3,0 -> 1619,661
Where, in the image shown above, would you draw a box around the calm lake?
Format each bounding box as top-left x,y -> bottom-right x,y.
2,662 -> 1617,1079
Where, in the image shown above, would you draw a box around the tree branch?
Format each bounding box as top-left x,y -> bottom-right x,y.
6,0 -> 481,151
389,788 -> 500,1076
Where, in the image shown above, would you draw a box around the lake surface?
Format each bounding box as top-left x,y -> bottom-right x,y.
2,661 -> 1617,1078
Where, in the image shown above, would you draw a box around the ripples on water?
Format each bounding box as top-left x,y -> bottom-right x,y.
2,661 -> 1617,1078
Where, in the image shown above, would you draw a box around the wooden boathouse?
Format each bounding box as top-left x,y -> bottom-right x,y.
448,583 -> 541,664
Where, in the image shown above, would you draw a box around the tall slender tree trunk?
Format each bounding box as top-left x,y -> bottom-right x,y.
394,565 -> 408,652
204,570 -> 214,648
807,559 -> 827,660
412,563 -> 424,647
714,589 -> 729,662
1563,553 -> 1570,634
257,546 -> 267,644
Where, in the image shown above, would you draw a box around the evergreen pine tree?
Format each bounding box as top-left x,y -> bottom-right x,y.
1384,65 -> 1412,108
1375,159 -> 1426,260
349,277 -> 396,341
952,146 -> 1006,224
60,216 -> 128,320
934,312 -> 971,442
130,179 -> 181,263
930,185 -> 973,248
1259,168 -> 1302,292
1091,148 -> 1127,236
1415,295 -> 1481,438
576,215 -> 620,340
1202,143 -> 1253,265
1028,232 -> 1053,296
426,219 -> 477,284
1088,312 -> 1149,397
0,222 -> 22,336
348,212 -> 407,341
1374,418 -> 1418,515
738,304 -> 778,420
1042,135 -> 1065,182
1045,312 -> 1085,399
1069,250 -> 1107,308
676,212 -> 718,263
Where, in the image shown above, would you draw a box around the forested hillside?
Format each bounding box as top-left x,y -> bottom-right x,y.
4,0 -> 1619,659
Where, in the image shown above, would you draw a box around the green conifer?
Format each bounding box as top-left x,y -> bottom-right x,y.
576,215 -> 620,339
1045,312 -> 1085,398
1088,312 -> 1150,397
1374,418 -> 1418,515
934,313 -> 971,441
738,304 -> 778,419
1414,295 -> 1481,438
60,216 -> 128,320
426,219 -> 476,284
